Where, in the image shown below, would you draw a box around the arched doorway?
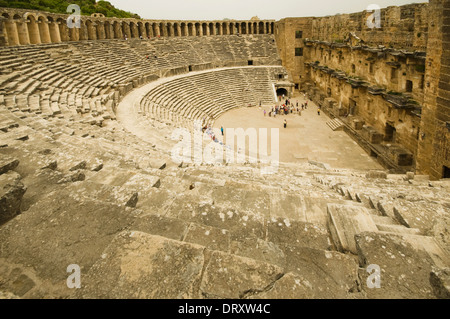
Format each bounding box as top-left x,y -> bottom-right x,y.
26,15 -> 41,44
241,22 -> 247,35
2,13 -> 20,46
276,88 -> 289,101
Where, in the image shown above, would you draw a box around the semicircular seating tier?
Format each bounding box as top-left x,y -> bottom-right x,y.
0,34 -> 281,125
139,66 -> 287,128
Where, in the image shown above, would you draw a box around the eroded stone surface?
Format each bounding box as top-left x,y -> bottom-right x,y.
0,171 -> 26,225
430,268 -> 450,299
80,231 -> 205,299
0,157 -> 19,175
200,250 -> 284,299
268,217 -> 330,251
355,232 -> 450,299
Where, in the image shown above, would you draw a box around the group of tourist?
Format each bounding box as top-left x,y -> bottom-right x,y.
262,98 -> 311,126
261,94 -> 323,128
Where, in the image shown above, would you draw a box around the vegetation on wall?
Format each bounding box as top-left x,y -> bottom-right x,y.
0,0 -> 140,19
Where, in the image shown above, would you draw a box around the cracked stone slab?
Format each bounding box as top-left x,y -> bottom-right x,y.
248,272 -> 318,299
200,250 -> 284,299
184,223 -> 230,252
87,167 -> 135,186
80,231 -> 205,299
269,193 -> 305,221
268,217 -> 330,251
0,157 -> 19,175
171,201 -> 266,242
132,214 -> 190,241
394,200 -> 446,235
211,185 -> 270,217
327,204 -> 378,254
230,238 -> 285,267
430,268 -> 450,299
0,189 -> 134,284
0,291 -> 20,299
280,245 -> 360,298
355,231 -> 450,299
0,171 -> 26,225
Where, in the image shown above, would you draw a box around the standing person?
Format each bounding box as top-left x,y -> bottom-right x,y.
318,108 -> 321,116
264,110 -> 266,117
221,126 -> 224,136
284,119 -> 287,128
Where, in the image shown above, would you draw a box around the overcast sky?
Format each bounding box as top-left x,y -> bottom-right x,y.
107,0 -> 428,20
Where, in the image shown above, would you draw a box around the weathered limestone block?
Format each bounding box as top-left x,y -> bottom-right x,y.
200,250 -> 284,299
0,291 -> 20,299
184,223 -> 230,252
393,200 -> 445,235
211,185 -> 270,218
361,126 -> 383,144
353,118 -> 365,130
327,204 -> 378,254
247,272 -> 317,299
69,161 -> 87,171
58,170 -> 85,184
91,162 -> 103,172
355,232 -> 450,299
430,268 -> 450,299
132,214 -> 190,241
41,160 -> 57,171
281,245 -> 360,298
173,201 -> 266,242
268,217 -> 331,251
386,145 -> 414,166
230,238 -> 285,267
81,232 -> 205,299
8,273 -> 36,297
366,171 -> 388,179
0,157 -> 19,175
0,171 -> 26,225
125,192 -> 138,208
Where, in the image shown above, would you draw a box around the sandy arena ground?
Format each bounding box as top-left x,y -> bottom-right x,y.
213,94 -> 382,171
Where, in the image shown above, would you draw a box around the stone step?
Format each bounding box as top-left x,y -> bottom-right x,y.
79,230 -> 284,299
355,231 -> 450,299
376,223 -> 422,235
393,200 -> 445,235
327,203 -> 379,254
326,118 -> 344,131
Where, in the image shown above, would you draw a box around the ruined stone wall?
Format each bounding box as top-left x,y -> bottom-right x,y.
310,4 -> 429,50
307,66 -> 421,158
274,2 -> 450,177
274,18 -> 312,88
417,0 -> 450,180
306,42 -> 426,102
0,8 -> 275,46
